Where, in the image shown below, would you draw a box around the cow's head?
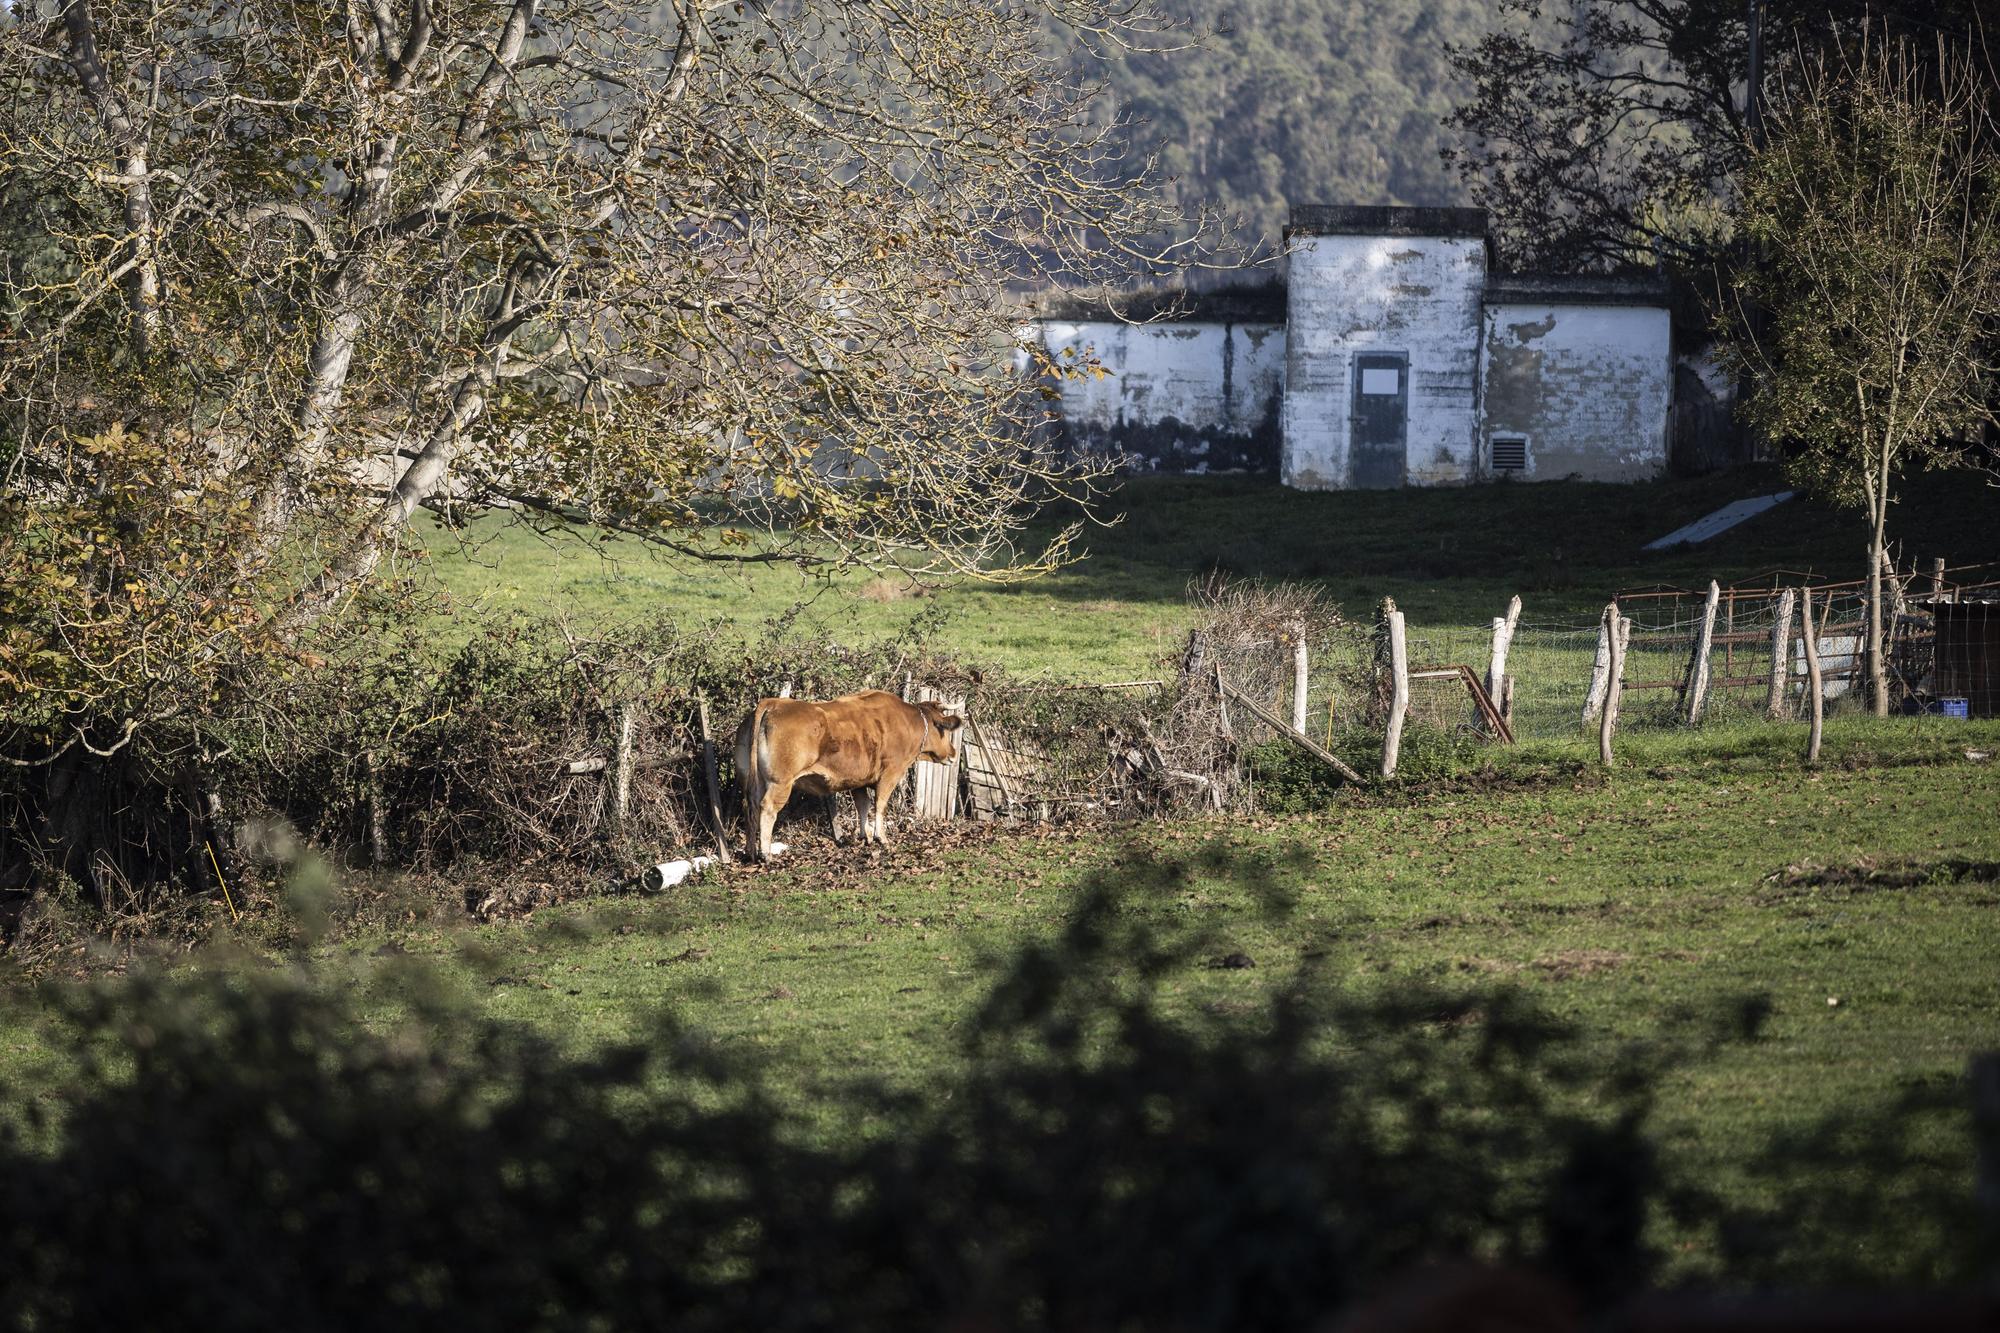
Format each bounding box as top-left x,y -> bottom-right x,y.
915,700 -> 964,762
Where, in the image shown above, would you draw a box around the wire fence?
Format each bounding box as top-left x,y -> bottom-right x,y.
1205,563 -> 2000,753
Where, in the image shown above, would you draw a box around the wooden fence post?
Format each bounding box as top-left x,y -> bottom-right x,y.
1381,606 -> 1409,779
1801,586 -> 1824,765
695,699 -> 735,864
1931,556 -> 1947,601
1582,606 -> 1615,726
609,703 -> 637,832
1289,620 -> 1310,735
1484,595 -> 1521,735
1766,587 -> 1797,719
1599,602 -> 1623,767
1682,580 -> 1721,724
364,751 -> 389,867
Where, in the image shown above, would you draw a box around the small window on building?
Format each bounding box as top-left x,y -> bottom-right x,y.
1491,438 -> 1528,473
1360,367 -> 1400,395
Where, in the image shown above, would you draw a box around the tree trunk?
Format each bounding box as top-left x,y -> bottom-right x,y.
1802,586 -> 1825,764
1867,527 -> 1889,716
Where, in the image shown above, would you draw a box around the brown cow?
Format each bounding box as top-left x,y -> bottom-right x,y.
733,690 -> 963,861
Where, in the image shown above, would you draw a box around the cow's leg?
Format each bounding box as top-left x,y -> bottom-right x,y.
757,778 -> 794,860
851,788 -> 874,845
825,792 -> 843,845
870,781 -> 897,848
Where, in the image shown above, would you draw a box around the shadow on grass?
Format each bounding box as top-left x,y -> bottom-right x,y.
1,848 -> 1991,1331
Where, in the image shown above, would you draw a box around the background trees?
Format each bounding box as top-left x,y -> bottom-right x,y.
1715,32 -> 2000,715
1443,0 -> 1993,271
1060,0 -> 1500,242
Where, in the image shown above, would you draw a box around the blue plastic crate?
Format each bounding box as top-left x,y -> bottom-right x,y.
1938,697 -> 1969,719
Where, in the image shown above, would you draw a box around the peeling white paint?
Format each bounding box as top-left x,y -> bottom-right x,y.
1025,319 -> 1286,472
1479,302 -> 1671,482
1280,233 -> 1486,489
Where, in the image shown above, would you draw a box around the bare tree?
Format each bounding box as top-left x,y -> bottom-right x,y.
0,0 -> 1231,757
1715,29 -> 2000,715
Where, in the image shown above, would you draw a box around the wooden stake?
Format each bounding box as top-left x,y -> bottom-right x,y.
364,751 -> 389,867
1766,587 -> 1796,719
1484,595 -> 1521,735
1682,580 -> 1721,724
696,699 -> 734,864
1599,602 -> 1624,767
1931,556 -> 1947,601
1801,587 -> 1824,764
610,703 -> 636,831
1220,679 -> 1365,784
1582,607 -> 1615,726
1724,587 -> 1736,678
1500,673 -> 1515,730
1289,620 -> 1310,735
1381,608 -> 1409,779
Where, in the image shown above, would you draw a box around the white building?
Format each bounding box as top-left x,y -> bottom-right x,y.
1022,287 -> 1287,474
1029,205 -> 1676,487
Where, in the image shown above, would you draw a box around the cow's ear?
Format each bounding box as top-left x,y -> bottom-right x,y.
940,714 -> 964,731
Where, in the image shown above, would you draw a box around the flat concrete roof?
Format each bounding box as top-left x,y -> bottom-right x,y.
1287,204 -> 1488,239
1031,283 -> 1288,324
1485,271 -> 1670,307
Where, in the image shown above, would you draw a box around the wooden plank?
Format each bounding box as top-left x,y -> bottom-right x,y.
962,716 -> 1018,818
1220,680 -> 1366,784
908,689 -> 963,820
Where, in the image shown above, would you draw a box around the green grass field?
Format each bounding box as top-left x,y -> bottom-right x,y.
6,472 -> 1999,1294
420,465 -> 1999,681
7,720 -> 1990,1285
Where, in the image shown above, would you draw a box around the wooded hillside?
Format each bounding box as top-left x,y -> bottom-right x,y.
1061,0 -> 1502,243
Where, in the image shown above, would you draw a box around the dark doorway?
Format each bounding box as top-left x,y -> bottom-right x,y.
1350,352 -> 1408,488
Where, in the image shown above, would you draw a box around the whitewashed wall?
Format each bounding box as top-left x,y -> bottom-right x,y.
1478,303 -> 1671,481
1028,320 -> 1286,473
1280,233 -> 1486,489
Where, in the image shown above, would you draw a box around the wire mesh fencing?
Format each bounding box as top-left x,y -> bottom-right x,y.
1196,563 -> 2000,776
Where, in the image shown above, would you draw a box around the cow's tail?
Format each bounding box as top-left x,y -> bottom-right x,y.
742,701 -> 776,859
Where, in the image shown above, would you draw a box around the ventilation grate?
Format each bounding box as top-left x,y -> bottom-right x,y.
1491,438 -> 1527,472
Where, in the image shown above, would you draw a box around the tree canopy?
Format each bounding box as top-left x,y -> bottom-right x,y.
1444,0 -> 1994,270
1716,29 -> 2000,712
0,0 -> 1219,760
1054,0 -> 1502,246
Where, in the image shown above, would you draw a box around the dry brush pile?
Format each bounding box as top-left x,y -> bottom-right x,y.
0,581 -> 1390,946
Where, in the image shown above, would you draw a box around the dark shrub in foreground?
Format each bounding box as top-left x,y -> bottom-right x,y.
0,853 -> 1988,1330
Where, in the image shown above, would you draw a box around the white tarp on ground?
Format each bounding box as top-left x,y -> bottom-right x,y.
1643,491 -> 1795,550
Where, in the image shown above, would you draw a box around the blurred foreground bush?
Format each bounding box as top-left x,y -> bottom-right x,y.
1,852 -> 1990,1330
